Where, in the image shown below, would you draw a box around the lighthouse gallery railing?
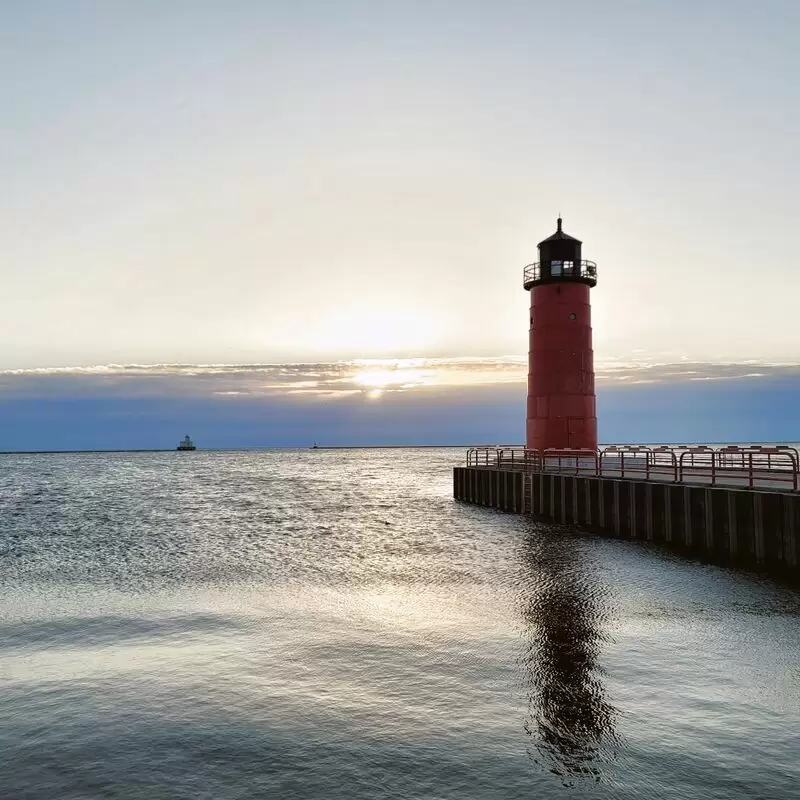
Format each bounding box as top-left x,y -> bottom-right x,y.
523,259 -> 597,287
466,444 -> 800,492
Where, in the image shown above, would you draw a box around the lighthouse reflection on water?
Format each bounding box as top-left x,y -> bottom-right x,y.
518,524 -> 618,783
517,218 -> 616,782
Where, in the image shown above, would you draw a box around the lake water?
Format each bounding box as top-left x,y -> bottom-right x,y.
1,448 -> 798,799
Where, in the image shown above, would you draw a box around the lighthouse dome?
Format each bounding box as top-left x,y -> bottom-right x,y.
538,216 -> 581,245
537,216 -> 582,264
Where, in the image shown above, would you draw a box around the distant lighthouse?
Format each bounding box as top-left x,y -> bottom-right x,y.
523,218 -> 598,451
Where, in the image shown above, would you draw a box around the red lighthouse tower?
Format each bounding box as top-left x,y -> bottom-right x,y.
523,218 -> 598,451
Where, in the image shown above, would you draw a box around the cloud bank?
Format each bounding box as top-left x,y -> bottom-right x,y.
1,356 -> 798,400
0,356 -> 797,450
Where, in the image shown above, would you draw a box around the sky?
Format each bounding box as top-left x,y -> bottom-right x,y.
1,1 -> 798,448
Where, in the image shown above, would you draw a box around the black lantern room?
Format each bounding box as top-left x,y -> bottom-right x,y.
522,217 -> 597,289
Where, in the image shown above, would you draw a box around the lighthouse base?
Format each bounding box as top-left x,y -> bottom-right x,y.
526,417 -> 597,452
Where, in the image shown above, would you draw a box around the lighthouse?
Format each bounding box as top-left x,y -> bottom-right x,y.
523,218 -> 598,451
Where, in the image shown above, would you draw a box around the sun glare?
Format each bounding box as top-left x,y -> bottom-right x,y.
353,369 -> 424,388
297,298 -> 448,357
349,363 -> 431,399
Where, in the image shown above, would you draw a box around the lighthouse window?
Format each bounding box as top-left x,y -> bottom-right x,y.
551,260 -> 563,276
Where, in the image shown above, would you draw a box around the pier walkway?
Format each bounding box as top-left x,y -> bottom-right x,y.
456,444 -> 800,580
466,444 -> 799,493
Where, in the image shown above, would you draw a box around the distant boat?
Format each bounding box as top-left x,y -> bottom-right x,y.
177,435 -> 196,451
311,441 -> 319,450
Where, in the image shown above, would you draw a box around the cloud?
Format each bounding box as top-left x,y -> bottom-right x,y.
0,357 -> 521,399
0,357 -> 799,450
0,355 -> 798,401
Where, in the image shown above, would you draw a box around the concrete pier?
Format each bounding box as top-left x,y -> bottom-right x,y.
454,466 -> 800,581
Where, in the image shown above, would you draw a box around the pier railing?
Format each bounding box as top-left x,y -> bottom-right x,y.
466,444 -> 800,492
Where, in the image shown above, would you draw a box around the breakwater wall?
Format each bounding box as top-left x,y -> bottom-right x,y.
453,467 -> 799,581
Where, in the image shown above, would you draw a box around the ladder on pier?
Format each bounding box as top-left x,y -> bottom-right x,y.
522,474 -> 534,514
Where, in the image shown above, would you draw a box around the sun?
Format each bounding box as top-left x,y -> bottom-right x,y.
350,364 -> 430,398
353,368 -> 427,388
353,370 -> 402,388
